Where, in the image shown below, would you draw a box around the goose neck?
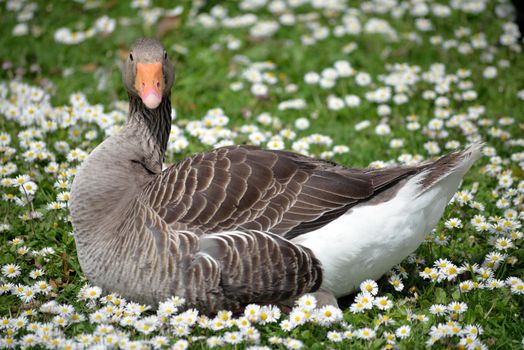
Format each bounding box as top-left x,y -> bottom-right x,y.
127,93 -> 172,158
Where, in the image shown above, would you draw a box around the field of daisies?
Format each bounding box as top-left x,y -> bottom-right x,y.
1,0 -> 524,349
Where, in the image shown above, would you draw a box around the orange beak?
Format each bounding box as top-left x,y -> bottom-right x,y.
134,62 -> 164,109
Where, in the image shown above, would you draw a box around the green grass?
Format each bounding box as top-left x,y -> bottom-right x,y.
0,0 -> 523,349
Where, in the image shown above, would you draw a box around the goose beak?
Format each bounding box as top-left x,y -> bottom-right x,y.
135,62 -> 164,109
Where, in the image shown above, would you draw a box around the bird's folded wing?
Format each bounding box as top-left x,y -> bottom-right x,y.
143,145 -> 382,237
183,230 -> 322,313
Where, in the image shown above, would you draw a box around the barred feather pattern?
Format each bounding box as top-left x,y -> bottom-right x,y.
70,39 -> 479,313
145,145 -> 425,238
71,99 -> 477,313
128,93 -> 171,158
71,94 -> 325,312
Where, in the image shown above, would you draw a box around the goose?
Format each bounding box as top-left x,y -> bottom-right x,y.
70,38 -> 481,314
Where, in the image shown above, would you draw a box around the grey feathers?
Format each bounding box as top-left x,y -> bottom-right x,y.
149,145 -> 423,239
70,38 -> 478,314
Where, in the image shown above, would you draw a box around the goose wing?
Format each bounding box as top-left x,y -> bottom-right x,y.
140,204 -> 321,313
195,230 -> 322,312
145,145 -> 416,238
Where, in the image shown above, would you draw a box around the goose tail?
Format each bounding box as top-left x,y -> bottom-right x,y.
289,144 -> 482,298
413,142 -> 482,233
417,142 -> 482,194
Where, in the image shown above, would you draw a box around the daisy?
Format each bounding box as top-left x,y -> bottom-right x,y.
333,145 -> 350,154
20,181 -> 37,195
344,95 -> 360,107
172,339 -> 189,350
377,314 -> 395,326
280,319 -> 293,331
448,302 -> 468,314
16,246 -> 29,256
455,190 -> 473,205
429,304 -> 447,316
196,315 -> 210,329
134,316 -> 158,334
223,331 -> 243,344
172,325 -> 190,337
0,317 -> 11,329
434,258 -> 453,269
473,221 -> 491,232
294,118 -> 310,130
510,281 -> 524,295
285,338 -> 304,349
56,191 -> 70,202
242,326 -> 260,342
210,318 -> 225,331
356,327 -> 376,340
327,331 -> 343,342
375,124 -> 391,135
475,267 -> 493,280
395,325 -> 411,339
47,201 -> 66,210
320,78 -> 335,89
390,139 -> 405,149
355,120 -> 371,131
216,310 -> 232,322
265,305 -> 281,323
304,72 -> 320,84
444,218 -> 463,229
81,286 -> 102,300
327,95 -> 345,110
280,129 -> 296,140
53,315 -> 68,327
355,292 -> 374,309
486,279 -> 505,289
89,310 -> 108,324
11,316 -> 27,329
360,280 -> 378,295
289,309 -> 307,326
434,233 -> 449,246
315,305 -> 342,325
251,83 -> 268,97
206,336 -> 223,348
2,264 -> 21,278
462,324 -> 483,338
340,327 -> 354,339
349,301 -> 366,314
20,334 -> 37,347
157,300 -> 178,317
413,314 -> 429,322
295,294 -> 316,310
494,237 -> 513,250
443,264 -> 461,280
17,286 -> 36,303
14,174 -> 30,185
374,296 -> 393,310
34,281 -> 52,294
244,304 -> 260,322
268,336 -> 282,344
447,321 -> 462,335
459,281 -> 475,293
388,274 -> 404,291
407,121 -> 421,131
509,231 -> 522,240
378,330 -> 393,344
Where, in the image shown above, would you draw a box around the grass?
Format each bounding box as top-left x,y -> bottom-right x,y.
0,0 -> 523,349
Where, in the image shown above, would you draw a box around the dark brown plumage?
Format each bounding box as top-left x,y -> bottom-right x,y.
149,145 -> 422,238
70,38 -> 480,314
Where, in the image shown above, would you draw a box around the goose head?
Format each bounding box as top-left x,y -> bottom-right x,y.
123,38 -> 175,110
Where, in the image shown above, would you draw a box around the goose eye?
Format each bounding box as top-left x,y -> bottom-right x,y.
164,51 -> 167,60
129,53 -> 134,61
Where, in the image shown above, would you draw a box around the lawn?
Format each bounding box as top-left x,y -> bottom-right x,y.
0,0 -> 523,349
